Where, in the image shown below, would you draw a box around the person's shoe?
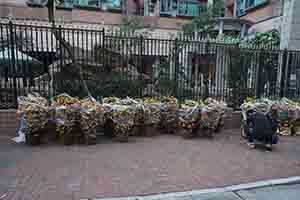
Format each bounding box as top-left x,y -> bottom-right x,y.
248,142 -> 255,149
266,144 -> 272,151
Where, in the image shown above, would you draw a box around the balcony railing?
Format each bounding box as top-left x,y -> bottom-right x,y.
73,0 -> 101,7
236,0 -> 269,16
55,0 -> 122,10
178,1 -> 200,17
160,0 -> 202,17
27,0 -> 203,16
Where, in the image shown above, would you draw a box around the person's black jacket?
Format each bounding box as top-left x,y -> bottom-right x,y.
247,111 -> 276,142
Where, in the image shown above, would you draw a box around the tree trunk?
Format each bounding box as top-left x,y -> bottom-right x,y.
47,0 -> 92,97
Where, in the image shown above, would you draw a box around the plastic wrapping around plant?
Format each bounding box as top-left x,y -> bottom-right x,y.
177,100 -> 200,128
177,100 -> 201,138
161,97 -> 179,123
275,98 -> 300,121
118,97 -> 145,136
240,98 -> 274,114
142,98 -> 162,136
51,93 -> 81,145
118,97 -> 144,125
103,102 -> 136,142
103,97 -> 120,104
292,120 -> 300,136
200,98 -> 228,132
17,94 -> 50,145
14,116 -> 27,143
160,96 -> 179,133
274,98 -> 300,136
17,93 -> 48,113
143,98 -> 162,126
79,98 -> 102,144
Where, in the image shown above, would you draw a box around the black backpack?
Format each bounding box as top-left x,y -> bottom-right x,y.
247,112 -> 274,142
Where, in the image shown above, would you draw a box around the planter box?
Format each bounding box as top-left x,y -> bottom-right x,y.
177,128 -> 196,139
84,134 -> 97,145
144,125 -> 160,137
132,125 -> 145,137
25,132 -> 41,146
59,133 -> 73,145
113,132 -> 129,143
197,128 -> 214,138
161,122 -> 177,134
103,119 -> 114,138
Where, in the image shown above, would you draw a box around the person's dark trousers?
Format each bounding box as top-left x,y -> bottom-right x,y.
246,112 -> 278,145
247,123 -> 254,143
246,113 -> 255,143
267,113 -> 279,145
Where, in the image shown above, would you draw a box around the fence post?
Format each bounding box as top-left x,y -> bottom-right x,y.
139,35 -> 143,98
255,48 -> 264,98
102,28 -> 105,72
204,40 -> 210,100
174,38 -> 179,98
280,48 -> 288,97
9,21 -> 18,107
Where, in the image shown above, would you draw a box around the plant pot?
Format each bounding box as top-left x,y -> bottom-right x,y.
25,132 -> 41,146
162,122 -> 177,134
84,134 -> 97,145
103,119 -> 114,138
40,122 -> 57,144
214,117 -> 225,133
197,128 -> 214,138
144,125 -> 160,137
178,128 -> 196,139
70,125 -> 83,144
132,125 -> 145,137
114,132 -> 129,143
59,133 -> 73,145
213,125 -> 220,133
279,126 -> 292,136
73,132 -> 85,144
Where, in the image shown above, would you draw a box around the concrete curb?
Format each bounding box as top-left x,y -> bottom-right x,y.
90,176 -> 300,200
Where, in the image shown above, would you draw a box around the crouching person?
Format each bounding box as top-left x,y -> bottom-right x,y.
246,107 -> 279,151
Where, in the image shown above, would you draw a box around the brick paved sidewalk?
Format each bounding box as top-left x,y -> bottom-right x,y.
1,128 -> 300,200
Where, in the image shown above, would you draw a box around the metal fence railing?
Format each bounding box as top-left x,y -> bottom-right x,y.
1,21 -> 300,109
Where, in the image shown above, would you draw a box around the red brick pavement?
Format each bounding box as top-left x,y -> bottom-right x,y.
1,129 -> 300,200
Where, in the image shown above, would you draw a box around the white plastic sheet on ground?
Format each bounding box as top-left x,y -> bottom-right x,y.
13,116 -> 26,143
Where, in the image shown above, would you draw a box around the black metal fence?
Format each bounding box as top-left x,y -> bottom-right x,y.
1,21 -> 300,109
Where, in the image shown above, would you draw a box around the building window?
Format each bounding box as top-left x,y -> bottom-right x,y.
73,0 -> 101,7
160,0 -> 178,16
160,0 -> 202,17
102,0 -> 122,10
26,0 -> 48,7
55,0 -> 122,10
236,0 -> 269,16
56,0 -> 74,8
143,0 -> 157,16
147,0 -> 157,16
178,0 -> 200,17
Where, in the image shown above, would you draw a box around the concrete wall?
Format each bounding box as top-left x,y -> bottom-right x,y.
281,0 -> 300,50
240,0 -> 282,23
248,15 -> 282,35
0,0 -> 27,6
224,0 -> 234,17
224,0 -> 283,34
